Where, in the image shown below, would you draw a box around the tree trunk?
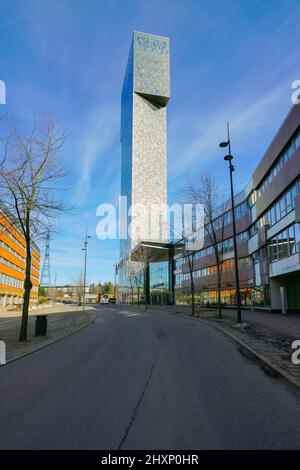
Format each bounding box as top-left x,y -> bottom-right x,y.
131,287 -> 134,304
19,238 -> 32,341
144,273 -> 148,309
191,275 -> 195,316
217,268 -> 222,319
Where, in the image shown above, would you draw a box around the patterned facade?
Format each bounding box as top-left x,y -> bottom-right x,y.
120,32 -> 170,256
118,32 -> 170,304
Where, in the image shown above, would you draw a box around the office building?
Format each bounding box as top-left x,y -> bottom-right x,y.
175,105 -> 300,311
0,204 -> 40,307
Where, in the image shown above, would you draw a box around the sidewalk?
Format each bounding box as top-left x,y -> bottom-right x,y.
175,306 -> 300,386
212,307 -> 300,338
161,305 -> 300,338
0,304 -> 96,363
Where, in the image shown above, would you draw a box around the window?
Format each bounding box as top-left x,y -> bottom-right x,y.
279,194 -> 287,218
239,257 -> 250,269
287,141 -> 295,159
256,128 -> 299,197
295,223 -> 300,244
286,188 -> 292,213
268,223 -> 299,262
289,225 -> 296,255
295,129 -> 300,149
274,201 -> 279,221
282,229 -> 289,258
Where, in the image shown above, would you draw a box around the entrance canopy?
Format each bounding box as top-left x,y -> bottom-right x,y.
130,240 -> 171,263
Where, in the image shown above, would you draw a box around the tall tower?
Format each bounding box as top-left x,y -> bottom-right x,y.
40,232 -> 51,287
120,31 -> 170,257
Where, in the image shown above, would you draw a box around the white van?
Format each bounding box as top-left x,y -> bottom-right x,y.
100,294 -> 109,304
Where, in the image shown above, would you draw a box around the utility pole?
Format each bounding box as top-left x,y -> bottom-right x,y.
41,232 -> 51,298
113,264 -> 117,298
219,122 -> 242,324
53,272 -> 57,302
82,229 -> 91,311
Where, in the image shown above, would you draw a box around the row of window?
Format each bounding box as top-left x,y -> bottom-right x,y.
0,273 -> 23,289
194,230 -> 248,260
0,240 -> 25,262
0,256 -> 23,274
174,230 -> 248,271
175,288 -> 253,306
0,243 -> 39,281
179,256 -> 251,282
268,223 -> 300,263
249,178 -> 300,238
0,223 -> 40,264
176,222 -> 300,274
211,202 -> 248,232
263,179 -> 299,227
256,127 -> 300,197
0,223 -> 26,251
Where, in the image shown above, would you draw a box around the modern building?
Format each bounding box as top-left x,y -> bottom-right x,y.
117,32 -> 300,312
118,31 -> 171,303
0,204 -> 40,306
175,104 -> 300,311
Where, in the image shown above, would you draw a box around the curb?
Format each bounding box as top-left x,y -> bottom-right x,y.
2,311 -> 97,367
176,313 -> 300,390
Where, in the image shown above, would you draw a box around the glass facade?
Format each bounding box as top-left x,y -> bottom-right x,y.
120,41 -> 134,258
174,287 -> 252,307
149,261 -> 169,304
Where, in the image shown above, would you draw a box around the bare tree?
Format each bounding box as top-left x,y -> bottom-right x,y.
127,260 -> 143,305
72,270 -> 85,303
186,173 -> 228,319
134,270 -> 143,306
181,242 -> 196,316
0,115 -> 70,341
171,200 -> 197,316
131,245 -> 153,309
128,263 -> 136,304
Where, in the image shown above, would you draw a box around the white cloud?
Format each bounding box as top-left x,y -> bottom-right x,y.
74,106 -> 119,204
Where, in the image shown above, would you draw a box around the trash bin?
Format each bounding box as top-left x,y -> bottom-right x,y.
35,315 -> 47,336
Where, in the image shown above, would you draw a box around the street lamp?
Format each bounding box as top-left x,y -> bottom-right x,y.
113,264 -> 118,299
219,122 -> 242,324
82,228 -> 91,311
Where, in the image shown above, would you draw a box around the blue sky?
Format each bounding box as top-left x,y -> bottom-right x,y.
1,0 -> 300,285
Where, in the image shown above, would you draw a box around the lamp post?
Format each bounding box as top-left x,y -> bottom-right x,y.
219,122 -> 242,324
113,264 -> 118,299
82,228 -> 91,311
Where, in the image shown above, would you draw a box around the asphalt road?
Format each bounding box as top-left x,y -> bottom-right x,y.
1,305 -> 300,450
